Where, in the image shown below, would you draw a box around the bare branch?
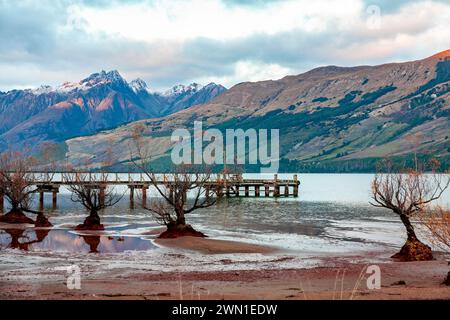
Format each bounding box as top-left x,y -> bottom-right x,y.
129,129 -> 221,229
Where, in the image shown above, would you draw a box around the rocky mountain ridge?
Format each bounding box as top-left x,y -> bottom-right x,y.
0,71 -> 226,152
63,50 -> 450,172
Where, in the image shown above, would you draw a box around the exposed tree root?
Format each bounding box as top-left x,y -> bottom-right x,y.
392,238 -> 433,261
158,223 -> 206,239
75,213 -> 104,231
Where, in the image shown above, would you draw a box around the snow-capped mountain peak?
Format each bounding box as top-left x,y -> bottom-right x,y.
162,83 -> 203,97
31,85 -> 54,95
80,70 -> 125,87
55,70 -> 126,93
7,72 -> 227,107
57,81 -> 80,93
186,82 -> 203,91
129,78 -> 149,93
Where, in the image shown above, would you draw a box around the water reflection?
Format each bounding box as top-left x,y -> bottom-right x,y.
1,228 -> 50,250
0,227 -> 155,253
81,235 -> 100,253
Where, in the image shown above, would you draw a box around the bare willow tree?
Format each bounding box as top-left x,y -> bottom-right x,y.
143,170 -> 218,238
64,172 -> 123,230
370,159 -> 450,261
419,206 -> 450,285
0,151 -> 52,226
130,124 -> 219,238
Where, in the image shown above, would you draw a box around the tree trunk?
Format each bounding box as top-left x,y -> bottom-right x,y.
392,214 -> 433,261
176,209 -> 186,226
88,210 -> 101,224
400,214 -> 418,241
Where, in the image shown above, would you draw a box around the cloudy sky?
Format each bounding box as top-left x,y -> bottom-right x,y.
1,0 -> 450,92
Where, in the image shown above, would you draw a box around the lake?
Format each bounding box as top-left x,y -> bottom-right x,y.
0,173 -> 449,272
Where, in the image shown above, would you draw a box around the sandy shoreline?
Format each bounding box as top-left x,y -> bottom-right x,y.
1,258 -> 449,300
154,236 -> 278,254
1,230 -> 449,300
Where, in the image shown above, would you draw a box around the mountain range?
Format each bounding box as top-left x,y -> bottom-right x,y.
0,70 -> 226,152
1,51 -> 450,172
62,50 -> 450,172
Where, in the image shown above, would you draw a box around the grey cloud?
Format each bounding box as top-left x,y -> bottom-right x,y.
0,0 -> 449,91
182,22 -> 436,77
0,0 -> 230,90
0,2 -> 65,59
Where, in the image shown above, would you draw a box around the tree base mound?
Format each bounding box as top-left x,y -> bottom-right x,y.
0,210 -> 34,224
158,224 -> 206,239
35,213 -> 53,228
75,215 -> 104,231
75,223 -> 104,231
391,238 -> 433,261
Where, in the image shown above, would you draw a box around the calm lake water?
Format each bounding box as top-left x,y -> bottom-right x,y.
0,174 -> 449,273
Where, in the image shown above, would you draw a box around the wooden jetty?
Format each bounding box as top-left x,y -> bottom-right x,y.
0,173 -> 300,211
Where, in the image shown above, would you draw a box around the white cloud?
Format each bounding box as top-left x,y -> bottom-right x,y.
197,60 -> 293,88
329,1 -> 450,62
68,0 -> 362,42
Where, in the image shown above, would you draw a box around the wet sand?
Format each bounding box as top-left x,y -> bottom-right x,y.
1,258 -> 449,300
154,236 -> 277,254
1,236 -> 449,300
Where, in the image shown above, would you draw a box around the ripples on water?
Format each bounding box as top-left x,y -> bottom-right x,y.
0,174 -> 448,272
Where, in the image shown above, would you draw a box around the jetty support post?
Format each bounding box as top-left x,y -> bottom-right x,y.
245,185 -> 249,197
265,184 -> 270,197
274,185 -> 279,197
129,186 -> 135,209
39,190 -> 44,210
293,174 -> 299,197
142,185 -> 148,207
274,174 -> 279,197
52,189 -> 58,209
255,185 -> 260,197
284,185 -> 289,197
